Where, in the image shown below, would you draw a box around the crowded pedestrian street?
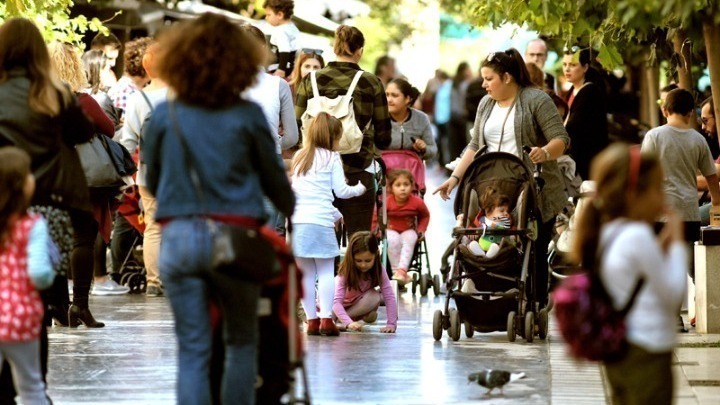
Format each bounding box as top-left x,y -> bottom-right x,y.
41,169 -> 720,404
3,1 -> 720,404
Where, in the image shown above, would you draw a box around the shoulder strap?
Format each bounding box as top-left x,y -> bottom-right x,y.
168,102 -> 207,215
596,222 -> 646,315
139,90 -> 154,112
346,70 -> 364,97
310,71 -> 320,98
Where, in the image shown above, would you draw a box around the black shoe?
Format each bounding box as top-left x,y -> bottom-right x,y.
68,305 -> 105,328
48,305 -> 69,327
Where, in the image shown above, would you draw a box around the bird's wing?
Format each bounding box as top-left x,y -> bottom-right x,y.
488,370 -> 511,387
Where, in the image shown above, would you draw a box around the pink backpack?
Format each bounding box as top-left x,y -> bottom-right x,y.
553,233 -> 644,362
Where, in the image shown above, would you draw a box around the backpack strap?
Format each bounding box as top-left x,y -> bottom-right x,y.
346,70 -> 364,97
139,90 -> 154,112
310,71 -> 320,99
619,277 -> 645,316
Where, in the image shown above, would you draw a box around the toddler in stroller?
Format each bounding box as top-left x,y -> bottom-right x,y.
462,187 -> 516,259
433,152 -> 547,343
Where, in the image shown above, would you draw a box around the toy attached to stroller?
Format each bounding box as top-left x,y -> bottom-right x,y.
433,151 -> 548,343
379,150 -> 440,297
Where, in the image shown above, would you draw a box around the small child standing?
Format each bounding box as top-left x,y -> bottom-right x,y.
291,112 -> 366,336
0,147 -> 55,405
263,0 -> 300,78
385,170 -> 430,284
333,232 -> 398,333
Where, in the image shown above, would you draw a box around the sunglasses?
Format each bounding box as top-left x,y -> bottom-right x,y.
563,45 -> 582,54
301,48 -> 323,56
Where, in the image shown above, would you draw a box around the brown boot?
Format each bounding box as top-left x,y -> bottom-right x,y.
307,318 -> 320,336
319,318 -> 339,336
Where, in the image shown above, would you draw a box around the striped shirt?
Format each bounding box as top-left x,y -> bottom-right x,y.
295,62 -> 391,173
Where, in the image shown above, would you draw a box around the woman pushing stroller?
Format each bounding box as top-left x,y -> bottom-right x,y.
435,48 -> 570,309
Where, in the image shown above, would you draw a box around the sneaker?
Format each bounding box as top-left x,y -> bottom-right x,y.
146,285 -> 164,297
445,157 -> 461,171
91,278 -> 129,296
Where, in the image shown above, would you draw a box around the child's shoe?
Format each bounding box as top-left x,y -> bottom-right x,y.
306,318 -> 320,336
392,268 -> 411,284
319,318 -> 340,336
467,240 -> 485,257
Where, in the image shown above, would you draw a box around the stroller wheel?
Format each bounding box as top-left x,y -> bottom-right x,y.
420,274 -> 429,297
538,308 -> 549,340
120,272 -> 132,286
432,310 -> 443,341
432,274 -> 441,296
449,308 -> 461,342
507,311 -> 517,342
411,272 -> 419,295
464,320 -> 474,338
524,311 -> 535,343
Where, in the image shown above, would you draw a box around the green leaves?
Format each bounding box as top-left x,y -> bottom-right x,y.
0,0 -> 105,47
597,44 -> 624,68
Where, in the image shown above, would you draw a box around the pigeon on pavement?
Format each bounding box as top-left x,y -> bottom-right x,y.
468,369 -> 526,395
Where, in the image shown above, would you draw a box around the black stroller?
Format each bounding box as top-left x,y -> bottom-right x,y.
432,151 -> 548,343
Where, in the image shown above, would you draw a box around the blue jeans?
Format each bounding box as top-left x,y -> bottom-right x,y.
159,218 -> 261,405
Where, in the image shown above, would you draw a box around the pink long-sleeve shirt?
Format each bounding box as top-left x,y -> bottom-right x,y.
333,269 -> 398,328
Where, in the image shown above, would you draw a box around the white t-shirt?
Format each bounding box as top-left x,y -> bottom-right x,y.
600,220 -> 687,352
270,22 -> 299,53
483,103 -> 518,156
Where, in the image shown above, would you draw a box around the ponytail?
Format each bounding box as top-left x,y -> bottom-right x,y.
333,25 -> 365,58
389,78 -> 421,105
481,48 -> 533,88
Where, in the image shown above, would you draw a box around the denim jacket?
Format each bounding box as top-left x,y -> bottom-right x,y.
144,99 -> 294,222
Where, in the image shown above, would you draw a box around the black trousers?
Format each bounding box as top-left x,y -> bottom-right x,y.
333,171 -> 377,239
70,209 -> 99,308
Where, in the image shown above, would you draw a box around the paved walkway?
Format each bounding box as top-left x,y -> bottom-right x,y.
31,167 -> 720,404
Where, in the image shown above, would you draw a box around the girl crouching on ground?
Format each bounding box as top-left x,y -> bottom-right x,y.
333,231 -> 398,332
572,144 -> 686,404
292,112 -> 366,336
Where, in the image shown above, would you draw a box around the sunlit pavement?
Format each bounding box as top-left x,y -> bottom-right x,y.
40,165 -> 720,404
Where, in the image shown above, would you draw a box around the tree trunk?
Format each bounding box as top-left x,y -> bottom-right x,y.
643,52 -> 660,129
704,21 -> 720,141
673,29 -> 693,91
672,29 -> 698,129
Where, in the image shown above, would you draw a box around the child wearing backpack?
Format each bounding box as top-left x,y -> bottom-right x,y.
333,231 -> 398,333
0,147 -> 55,405
571,143 -> 686,404
291,112 -> 366,336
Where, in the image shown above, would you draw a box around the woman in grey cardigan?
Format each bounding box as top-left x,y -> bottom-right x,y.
434,48 -> 570,308
386,78 -> 437,160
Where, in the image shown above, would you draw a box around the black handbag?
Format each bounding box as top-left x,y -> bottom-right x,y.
168,102 -> 280,282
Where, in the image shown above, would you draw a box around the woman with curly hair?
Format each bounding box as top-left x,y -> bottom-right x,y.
143,13 -> 294,404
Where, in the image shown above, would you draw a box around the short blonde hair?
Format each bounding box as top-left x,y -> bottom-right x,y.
48,42 -> 88,92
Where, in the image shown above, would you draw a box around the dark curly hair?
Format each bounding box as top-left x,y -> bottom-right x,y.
263,0 -> 294,18
123,37 -> 153,77
155,13 -> 263,108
